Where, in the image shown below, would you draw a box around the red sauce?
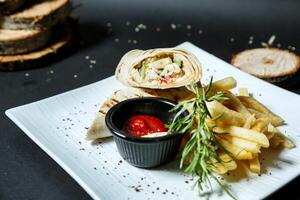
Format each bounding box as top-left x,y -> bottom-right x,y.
123,114 -> 167,137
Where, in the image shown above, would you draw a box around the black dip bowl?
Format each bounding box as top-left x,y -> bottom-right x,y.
105,97 -> 188,168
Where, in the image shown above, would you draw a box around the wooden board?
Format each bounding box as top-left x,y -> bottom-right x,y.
0,22 -> 76,71
0,28 -> 51,55
0,0 -> 71,30
0,0 -> 26,15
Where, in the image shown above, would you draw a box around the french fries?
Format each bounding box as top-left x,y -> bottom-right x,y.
248,108 -> 284,126
222,135 -> 261,153
224,91 -> 252,118
249,155 -> 260,174
237,96 -> 284,126
214,126 -> 269,148
206,100 -> 246,126
218,138 -> 254,160
203,77 -> 294,175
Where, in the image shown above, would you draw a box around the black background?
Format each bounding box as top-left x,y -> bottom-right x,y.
1,0 -> 300,199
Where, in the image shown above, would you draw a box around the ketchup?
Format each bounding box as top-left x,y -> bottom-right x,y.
123,114 -> 168,137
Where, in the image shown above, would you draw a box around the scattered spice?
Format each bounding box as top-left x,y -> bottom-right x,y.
126,21 -> 131,26
106,22 -> 112,27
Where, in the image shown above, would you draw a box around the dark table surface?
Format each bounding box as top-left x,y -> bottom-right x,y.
1,0 -> 300,199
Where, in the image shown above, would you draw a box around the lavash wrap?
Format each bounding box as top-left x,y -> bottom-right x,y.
115,48 -> 202,89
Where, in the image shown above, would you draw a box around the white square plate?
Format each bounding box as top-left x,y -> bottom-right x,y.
6,42 -> 300,200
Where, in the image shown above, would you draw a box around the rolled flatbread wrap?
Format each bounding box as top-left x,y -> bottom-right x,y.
115,48 -> 202,89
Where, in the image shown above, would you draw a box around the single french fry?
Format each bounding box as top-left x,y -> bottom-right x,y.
206,100 -> 246,126
210,157 -> 228,174
251,118 -> 269,132
219,152 -> 237,171
210,77 -> 237,92
237,96 -> 270,114
282,137 -> 296,149
268,124 -> 295,149
249,155 -> 261,174
248,108 -> 284,127
270,135 -> 283,149
264,130 -> 275,140
238,88 -> 250,96
206,118 -> 227,126
214,125 -> 269,148
223,135 -> 261,153
218,138 -> 253,160
252,119 -> 274,139
244,114 -> 256,129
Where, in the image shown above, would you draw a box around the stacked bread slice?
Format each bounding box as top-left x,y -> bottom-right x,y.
0,0 -> 75,71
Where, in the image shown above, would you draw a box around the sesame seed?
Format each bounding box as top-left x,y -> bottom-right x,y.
126,21 -> 131,26
135,27 -> 140,32
198,30 -> 203,34
133,40 -> 138,44
267,35 -> 276,46
114,38 -> 120,43
90,60 -> 96,64
230,37 -> 235,42
171,24 -> 176,29
261,42 -> 268,47
106,22 -> 112,27
89,65 -> 93,69
74,74 -> 78,78
186,25 -> 191,29
85,56 -> 90,60
128,39 -> 132,43
138,24 -> 147,29
156,27 -> 161,32
25,73 -> 30,77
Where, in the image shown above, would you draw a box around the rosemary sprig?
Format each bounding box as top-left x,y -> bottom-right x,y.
168,77 -> 236,199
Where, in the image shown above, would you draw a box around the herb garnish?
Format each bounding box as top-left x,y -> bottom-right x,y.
168,77 -> 236,199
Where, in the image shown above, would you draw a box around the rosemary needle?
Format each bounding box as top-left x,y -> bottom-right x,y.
168,77 -> 236,199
